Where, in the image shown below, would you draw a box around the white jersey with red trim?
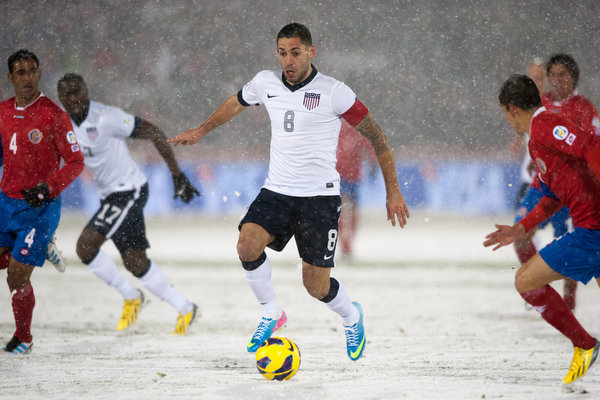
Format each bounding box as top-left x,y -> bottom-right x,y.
239,66 -> 358,197
68,100 -> 147,198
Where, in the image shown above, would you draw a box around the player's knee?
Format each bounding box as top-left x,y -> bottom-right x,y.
123,250 -> 150,278
237,237 -> 262,262
76,239 -> 97,264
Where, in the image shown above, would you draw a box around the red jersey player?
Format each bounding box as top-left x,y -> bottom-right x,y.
336,119 -> 375,258
485,74 -> 600,384
0,49 -> 84,354
515,54 -> 600,310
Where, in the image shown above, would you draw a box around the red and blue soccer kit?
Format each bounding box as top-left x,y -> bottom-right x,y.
520,107 -> 600,283
0,94 -> 84,266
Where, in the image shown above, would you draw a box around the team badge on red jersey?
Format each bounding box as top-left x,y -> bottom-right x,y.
28,129 -> 43,144
303,92 -> 321,110
66,130 -> 77,144
536,157 -> 547,174
552,126 -> 568,141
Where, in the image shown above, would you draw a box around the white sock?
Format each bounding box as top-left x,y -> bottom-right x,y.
324,280 -> 359,326
87,250 -> 139,300
139,261 -> 193,315
244,256 -> 281,319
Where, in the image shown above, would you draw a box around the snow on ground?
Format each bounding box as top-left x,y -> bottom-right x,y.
1,211 -> 599,399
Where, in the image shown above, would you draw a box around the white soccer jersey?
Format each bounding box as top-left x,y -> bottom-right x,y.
69,100 -> 147,198
239,67 -> 357,196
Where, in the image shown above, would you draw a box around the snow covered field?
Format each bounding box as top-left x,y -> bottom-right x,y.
1,212 -> 599,399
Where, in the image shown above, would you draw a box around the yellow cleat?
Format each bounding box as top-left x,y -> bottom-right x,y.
117,290 -> 145,331
563,340 -> 599,384
172,304 -> 199,335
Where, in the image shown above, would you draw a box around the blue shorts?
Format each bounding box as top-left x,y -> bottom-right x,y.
539,227 -> 600,284
515,186 -> 570,237
0,191 -> 61,267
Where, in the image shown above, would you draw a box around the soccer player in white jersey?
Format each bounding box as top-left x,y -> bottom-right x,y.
170,23 -> 409,360
57,73 -> 200,334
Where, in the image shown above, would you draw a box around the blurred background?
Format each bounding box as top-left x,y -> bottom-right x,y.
1,0 -> 599,216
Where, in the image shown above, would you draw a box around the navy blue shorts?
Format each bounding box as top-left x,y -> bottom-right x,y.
239,188 -> 341,267
515,186 -> 570,237
539,227 -> 600,284
85,183 -> 150,255
0,191 -> 61,267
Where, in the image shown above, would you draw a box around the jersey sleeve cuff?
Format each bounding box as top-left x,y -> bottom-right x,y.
237,90 -> 251,107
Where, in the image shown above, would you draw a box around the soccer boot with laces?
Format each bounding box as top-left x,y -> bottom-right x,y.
46,234 -> 67,273
344,301 -> 366,361
3,335 -> 33,355
563,339 -> 600,384
247,310 -> 287,352
117,290 -> 146,331
172,304 -> 199,335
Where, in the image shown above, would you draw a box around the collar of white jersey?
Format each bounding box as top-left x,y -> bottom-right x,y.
281,64 -> 318,92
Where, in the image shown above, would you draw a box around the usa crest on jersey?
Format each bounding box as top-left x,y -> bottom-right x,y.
303,92 -> 320,110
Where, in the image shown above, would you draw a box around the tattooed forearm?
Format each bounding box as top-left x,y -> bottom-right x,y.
354,112 -> 391,155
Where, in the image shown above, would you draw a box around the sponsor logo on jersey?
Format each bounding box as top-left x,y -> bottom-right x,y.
536,157 -> 547,174
13,115 -> 24,119
20,248 -> 29,256
86,127 -> 99,141
566,133 -> 576,145
66,130 -> 77,144
71,144 -> 80,152
303,92 -> 321,110
28,129 -> 43,144
552,125 -> 568,141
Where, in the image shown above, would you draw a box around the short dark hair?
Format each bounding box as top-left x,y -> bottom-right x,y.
277,23 -> 312,47
57,72 -> 86,90
498,74 -> 542,110
547,53 -> 579,87
7,49 -> 39,74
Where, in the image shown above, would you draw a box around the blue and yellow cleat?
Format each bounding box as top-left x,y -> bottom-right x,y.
344,302 -> 365,361
563,339 -> 599,384
247,310 -> 287,352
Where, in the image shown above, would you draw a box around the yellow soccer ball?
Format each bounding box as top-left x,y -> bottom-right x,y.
255,337 -> 301,381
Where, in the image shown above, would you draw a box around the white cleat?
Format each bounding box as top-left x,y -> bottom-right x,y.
46,234 -> 67,273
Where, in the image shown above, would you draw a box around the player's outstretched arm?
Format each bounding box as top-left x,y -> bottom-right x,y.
354,112 -> 410,227
137,119 -> 182,176
168,94 -> 246,146
483,223 -> 526,251
137,119 -> 200,203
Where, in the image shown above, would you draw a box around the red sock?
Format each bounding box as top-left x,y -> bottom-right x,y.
11,283 -> 35,343
515,241 -> 537,264
0,251 -> 10,270
521,285 -> 595,349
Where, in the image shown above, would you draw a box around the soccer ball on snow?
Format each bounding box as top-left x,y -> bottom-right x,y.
255,337 -> 301,381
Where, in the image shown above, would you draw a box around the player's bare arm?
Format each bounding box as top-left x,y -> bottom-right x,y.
137,119 -> 182,176
168,94 -> 246,146
355,112 -> 410,227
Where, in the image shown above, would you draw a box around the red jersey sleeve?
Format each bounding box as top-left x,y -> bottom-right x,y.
46,111 -> 84,197
519,196 -> 563,232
